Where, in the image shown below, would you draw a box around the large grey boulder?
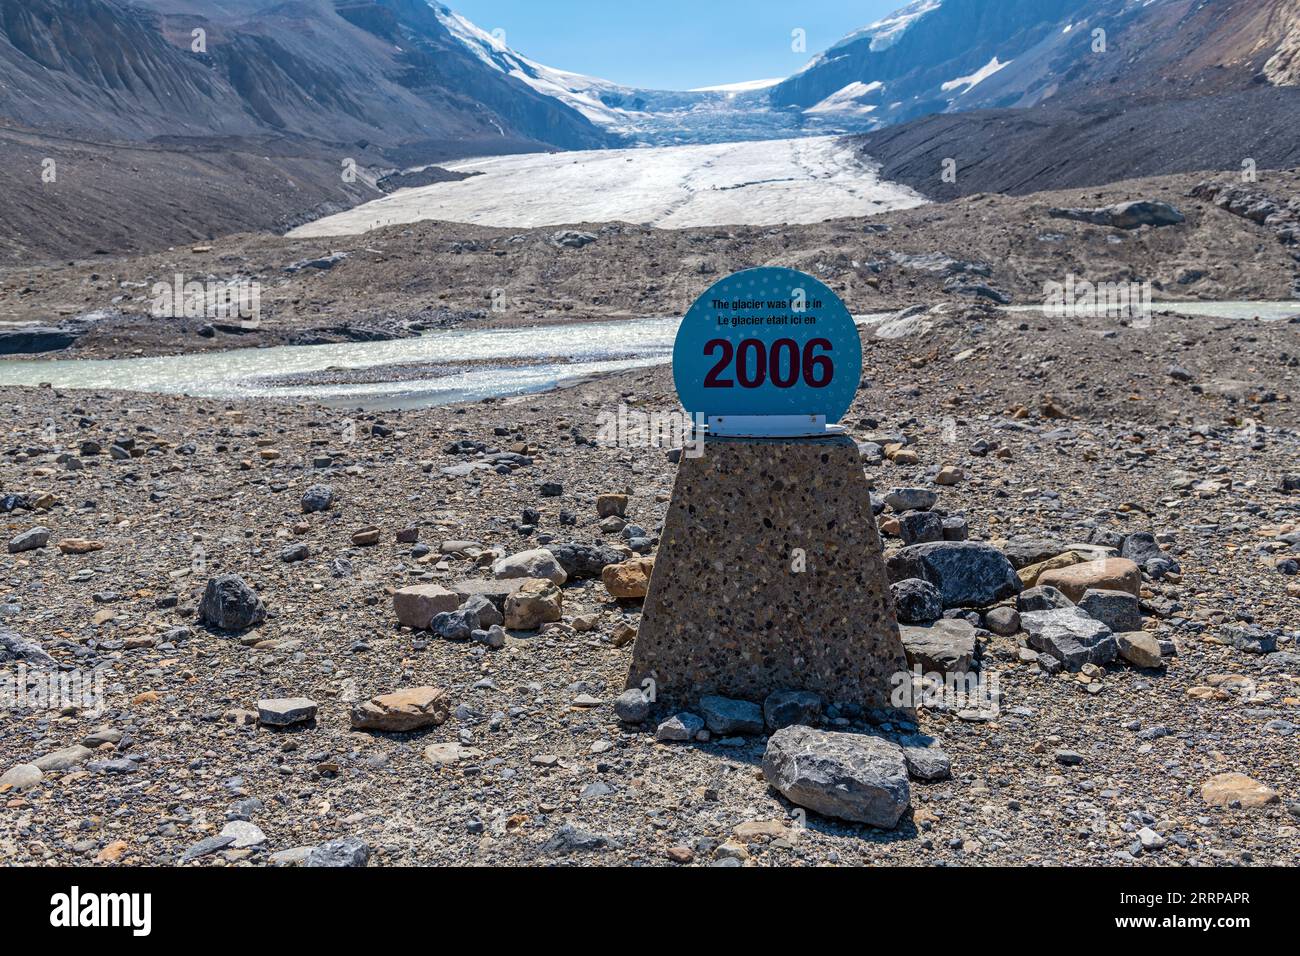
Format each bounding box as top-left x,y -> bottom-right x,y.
899,619 -> 977,674
762,726 -> 910,828
1002,536 -> 1067,570
1022,607 -> 1117,670
1017,585 -> 1073,613
1048,200 -> 1185,230
886,542 -> 1021,609
198,575 -> 266,632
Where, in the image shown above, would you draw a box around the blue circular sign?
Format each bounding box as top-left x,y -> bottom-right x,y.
673,267 -> 861,424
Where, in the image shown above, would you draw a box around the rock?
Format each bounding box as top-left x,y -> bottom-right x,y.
393,584 -> 460,630
1116,631 -> 1164,669
279,542 -> 309,563
886,542 -> 1021,609
181,835 -> 235,862
941,517 -> 968,541
1038,558 -> 1141,602
983,605 -> 1020,636
1021,607 -> 1117,670
219,820 -> 267,849
551,230 -> 597,249
762,726 -> 910,828
899,735 -> 952,780
0,627 -> 55,666
1017,551 -> 1082,587
611,619 -> 637,647
301,484 -> 334,513
655,712 -> 704,742
700,695 -> 764,736
934,466 -> 963,486
449,577 -> 527,610
430,609 -> 478,640
542,824 -> 610,855
1017,585 -> 1073,612
503,578 -> 562,629
256,697 -> 318,727
596,493 -> 628,518
602,556 -> 654,600
350,686 -> 450,732
33,745 -> 93,772
545,542 -> 624,579
899,619 -> 978,674
56,538 -> 104,555
269,847 -> 313,866
1078,588 -> 1142,633
306,837 -> 371,867
885,487 -> 937,512
614,688 -> 651,723
1201,773 -> 1279,808
897,510 -> 945,545
1120,531 -> 1181,579
471,624 -> 507,649
198,574 -> 266,632
891,578 -> 944,624
350,525 -> 381,546
763,689 -> 823,731
1055,750 -> 1084,766
1002,536 -> 1068,570
1048,200 -> 1185,230
0,763 -> 43,792
7,527 -> 50,553
492,548 -> 567,586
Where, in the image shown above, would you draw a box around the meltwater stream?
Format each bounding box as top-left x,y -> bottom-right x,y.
0,302 -> 1292,411
0,317 -> 680,411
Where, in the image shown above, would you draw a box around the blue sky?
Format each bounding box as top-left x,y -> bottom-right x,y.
447,0 -> 901,90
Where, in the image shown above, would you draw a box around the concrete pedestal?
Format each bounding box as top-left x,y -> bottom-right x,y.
627,434 -> 909,712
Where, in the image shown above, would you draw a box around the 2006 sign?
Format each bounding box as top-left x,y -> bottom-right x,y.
673,267 -> 861,425
702,337 -> 833,389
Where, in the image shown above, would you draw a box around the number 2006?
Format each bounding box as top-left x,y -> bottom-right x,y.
703,337 -> 833,389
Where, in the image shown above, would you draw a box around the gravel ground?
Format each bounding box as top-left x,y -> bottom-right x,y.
1,300 -> 1296,867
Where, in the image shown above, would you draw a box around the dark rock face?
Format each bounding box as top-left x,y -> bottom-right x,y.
545,543 -> 624,579
1018,585 -> 1073,613
763,689 -> 823,731
0,326 -> 81,355
887,542 -> 1021,609
1120,531 -> 1181,579
198,574 -> 266,632
1003,536 -> 1067,570
306,837 -> 370,867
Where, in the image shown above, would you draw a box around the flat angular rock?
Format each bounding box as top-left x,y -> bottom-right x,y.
762,726 -> 910,828
614,688 -> 651,723
492,548 -> 567,585
1078,588 -> 1141,633
885,488 -> 937,512
393,584 -> 459,630
0,763 -> 43,792
700,695 -> 764,736
7,527 -> 50,553
899,735 -> 952,781
897,510 -> 944,545
449,578 -> 527,610
33,745 -> 93,772
899,619 -> 978,674
198,574 -> 266,632
219,820 -> 267,848
546,542 -> 624,579
1017,585 -> 1073,612
1038,558 -> 1140,603
1201,772 -> 1278,808
887,541 -> 1021,609
630,436 -> 908,711
763,689 -> 823,731
257,697 -> 318,727
1022,607 -> 1117,670
350,686 -> 449,732
655,712 -> 704,742
1001,536 -> 1066,570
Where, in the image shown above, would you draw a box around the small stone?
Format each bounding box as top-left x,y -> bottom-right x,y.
700,695 -> 765,736
0,763 -> 43,792
1017,585 -> 1073,612
33,745 -> 93,772
899,736 -> 952,780
1021,607 -> 1117,670
1201,773 -> 1278,808
602,556 -> 654,600
257,697 -> 318,727
896,510 -> 945,546
351,526 -> 381,547
198,574 -> 266,632
611,619 -> 638,647
393,584 -> 459,630
934,466 -> 964,486
7,527 -> 50,553
763,689 -> 823,731
56,538 -> 104,555
301,484 -> 334,513
655,712 -> 704,742
899,619 -> 977,674
219,820 -> 267,849
983,606 -> 1020,636
350,687 -> 450,732
503,578 -> 563,629
885,487 -> 937,512
596,494 -> 628,518
1116,631 -> 1163,669
306,837 -> 370,867
1055,749 -> 1084,766
492,548 -> 567,586
614,688 -> 651,723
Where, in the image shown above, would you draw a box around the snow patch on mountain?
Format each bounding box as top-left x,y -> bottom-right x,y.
941,56 -> 1013,95
829,0 -> 943,56
805,81 -> 885,115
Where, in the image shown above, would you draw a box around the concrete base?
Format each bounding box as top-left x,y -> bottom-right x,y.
627,434 -> 909,712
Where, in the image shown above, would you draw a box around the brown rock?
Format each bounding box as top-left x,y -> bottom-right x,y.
1038,558 -> 1141,602
57,538 -> 104,555
603,556 -> 655,600
1116,631 -> 1163,668
596,493 -> 628,518
611,620 -> 638,648
351,525 -> 381,547
350,686 -> 450,732
1017,551 -> 1081,587
934,466 -> 964,486
1201,772 -> 1279,808
96,840 -> 128,863
504,578 -> 563,629
393,584 -> 460,630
